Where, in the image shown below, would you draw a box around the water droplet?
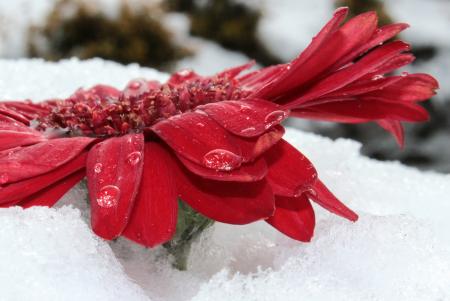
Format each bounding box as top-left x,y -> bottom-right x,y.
371,74 -> 384,81
306,187 -> 317,197
196,122 -> 205,127
127,151 -> 142,166
203,149 -> 242,171
194,110 -> 208,116
0,173 -> 9,184
96,185 -> 121,208
240,127 -> 256,134
239,104 -> 252,113
94,163 -> 103,173
401,71 -> 409,77
264,110 -> 287,129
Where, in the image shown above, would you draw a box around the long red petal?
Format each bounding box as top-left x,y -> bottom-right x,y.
333,23 -> 409,68
252,7 -> 349,99
0,122 -> 47,151
307,180 -> 358,221
0,105 -> 31,125
377,119 -> 405,147
292,99 -> 429,122
0,137 -> 93,184
262,11 -> 378,100
290,41 -> 411,106
265,139 -> 318,197
365,73 -> 438,102
123,142 -> 178,247
0,152 -> 87,204
266,195 -> 315,242
87,133 -> 145,240
20,171 -> 85,208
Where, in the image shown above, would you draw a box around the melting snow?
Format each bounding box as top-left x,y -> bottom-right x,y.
0,59 -> 449,300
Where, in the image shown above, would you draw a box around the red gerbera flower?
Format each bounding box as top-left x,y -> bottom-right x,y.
0,8 -> 438,249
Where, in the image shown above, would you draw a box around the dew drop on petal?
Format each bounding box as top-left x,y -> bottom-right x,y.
401,71 -> 409,77
239,104 -> 252,113
194,109 -> 208,116
126,151 -> 142,166
203,149 -> 242,171
96,185 -> 121,208
371,74 -> 384,81
94,163 -> 103,173
0,173 -> 9,184
264,110 -> 287,129
240,127 -> 256,134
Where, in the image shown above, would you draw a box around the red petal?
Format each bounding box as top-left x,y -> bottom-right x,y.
20,171 -> 85,208
234,125 -> 285,162
239,65 -> 286,91
0,105 -> 30,125
0,152 -> 87,204
217,61 -> 255,79
197,99 -> 289,137
265,139 -> 318,197
2,101 -> 52,119
325,76 -> 403,98
175,161 -> 275,224
253,7 -> 349,99
266,195 -> 315,242
178,155 -> 267,182
152,111 -> 243,171
0,137 -> 93,184
123,142 -> 178,247
377,119 -> 405,147
262,10 -> 379,101
87,133 -> 145,240
307,180 -> 358,221
0,122 -> 46,151
292,99 -> 429,122
364,53 -> 415,78
290,41 -> 411,106
365,73 -> 439,102
334,23 -> 409,68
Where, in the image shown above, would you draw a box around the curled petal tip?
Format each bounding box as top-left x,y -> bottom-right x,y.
334,6 -> 349,16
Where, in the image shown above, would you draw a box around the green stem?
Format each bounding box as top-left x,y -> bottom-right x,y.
163,201 -> 214,270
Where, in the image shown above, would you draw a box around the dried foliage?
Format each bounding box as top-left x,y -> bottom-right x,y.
29,0 -> 189,70
167,0 -> 281,66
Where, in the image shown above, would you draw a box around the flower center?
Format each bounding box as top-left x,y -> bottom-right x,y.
37,75 -> 248,137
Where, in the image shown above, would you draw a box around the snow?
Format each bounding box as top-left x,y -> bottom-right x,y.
1,58 -> 450,300
0,206 -> 149,301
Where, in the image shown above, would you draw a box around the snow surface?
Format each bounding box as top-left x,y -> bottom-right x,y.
0,58 -> 450,300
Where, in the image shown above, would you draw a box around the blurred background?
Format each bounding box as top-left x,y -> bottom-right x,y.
0,0 -> 449,172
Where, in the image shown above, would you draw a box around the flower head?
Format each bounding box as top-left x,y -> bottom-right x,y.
0,8 -> 438,246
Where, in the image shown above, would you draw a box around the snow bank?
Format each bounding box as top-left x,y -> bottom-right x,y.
1,59 -> 449,300
0,206 -> 149,301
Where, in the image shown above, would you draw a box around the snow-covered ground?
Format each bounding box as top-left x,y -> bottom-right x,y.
0,58 -> 449,300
